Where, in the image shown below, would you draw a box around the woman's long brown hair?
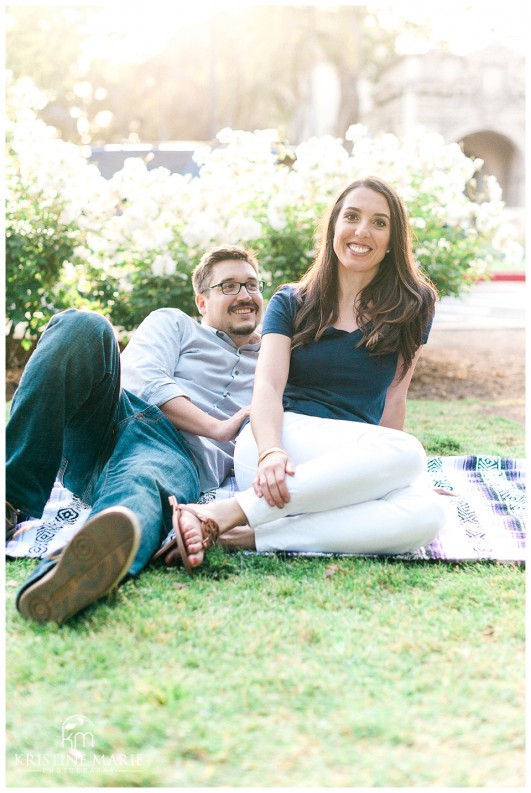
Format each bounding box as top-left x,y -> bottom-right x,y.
291,176 -> 438,380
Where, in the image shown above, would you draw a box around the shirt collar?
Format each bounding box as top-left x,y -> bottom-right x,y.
201,322 -> 261,350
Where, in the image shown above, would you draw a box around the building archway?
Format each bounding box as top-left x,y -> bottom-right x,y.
361,46 -> 524,212
459,130 -> 523,206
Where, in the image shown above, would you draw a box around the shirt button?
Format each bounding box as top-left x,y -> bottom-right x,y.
235,370 -> 240,375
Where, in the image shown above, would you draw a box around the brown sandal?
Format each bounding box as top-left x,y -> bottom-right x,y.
151,496 -> 220,575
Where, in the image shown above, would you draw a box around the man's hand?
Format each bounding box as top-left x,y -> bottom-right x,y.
160,396 -> 249,442
210,405 -> 251,442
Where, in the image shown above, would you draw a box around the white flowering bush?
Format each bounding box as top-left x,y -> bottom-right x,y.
6,77 -> 523,362
6,78 -> 89,361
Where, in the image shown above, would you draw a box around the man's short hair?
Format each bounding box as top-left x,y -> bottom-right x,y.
192,245 -> 259,295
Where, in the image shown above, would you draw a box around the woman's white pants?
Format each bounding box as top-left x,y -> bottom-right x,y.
234,413 -> 446,554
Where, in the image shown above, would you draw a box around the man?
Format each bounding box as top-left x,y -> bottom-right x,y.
6,245 -> 263,624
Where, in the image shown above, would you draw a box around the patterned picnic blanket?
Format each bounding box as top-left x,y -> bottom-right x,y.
5,455 -> 526,563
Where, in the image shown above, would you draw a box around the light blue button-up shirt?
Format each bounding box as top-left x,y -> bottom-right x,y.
121,307 -> 260,491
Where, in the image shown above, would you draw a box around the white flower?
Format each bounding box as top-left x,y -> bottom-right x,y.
345,123 -> 368,143
267,203 -> 287,232
224,215 -> 262,242
151,253 -> 176,277
85,232 -> 109,253
151,226 -> 175,247
182,212 -> 223,247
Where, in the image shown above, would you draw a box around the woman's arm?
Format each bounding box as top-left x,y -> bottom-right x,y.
379,348 -> 423,431
249,333 -> 295,507
250,333 -> 290,450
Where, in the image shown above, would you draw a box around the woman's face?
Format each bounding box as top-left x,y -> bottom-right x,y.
332,186 -> 392,281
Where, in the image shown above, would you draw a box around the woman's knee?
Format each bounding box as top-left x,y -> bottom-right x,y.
398,432 -> 427,477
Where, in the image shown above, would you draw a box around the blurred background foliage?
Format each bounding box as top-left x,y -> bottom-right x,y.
5,3 -> 524,366
6,4 -> 402,144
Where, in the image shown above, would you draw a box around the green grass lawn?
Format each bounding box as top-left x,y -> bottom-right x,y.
5,399 -> 525,787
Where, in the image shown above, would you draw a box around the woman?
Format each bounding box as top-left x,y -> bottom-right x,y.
168,176 -> 447,571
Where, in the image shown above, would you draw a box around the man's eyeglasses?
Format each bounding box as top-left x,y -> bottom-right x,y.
204,280 -> 265,296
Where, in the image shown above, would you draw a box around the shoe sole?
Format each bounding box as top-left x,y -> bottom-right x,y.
17,507 -> 141,624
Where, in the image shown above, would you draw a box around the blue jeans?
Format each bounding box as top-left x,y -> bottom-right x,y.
6,309 -> 200,575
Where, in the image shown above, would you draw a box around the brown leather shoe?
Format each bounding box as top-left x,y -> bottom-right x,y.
6,500 -> 24,541
16,507 -> 140,624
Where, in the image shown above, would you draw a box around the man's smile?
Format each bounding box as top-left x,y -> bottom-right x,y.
230,305 -> 257,315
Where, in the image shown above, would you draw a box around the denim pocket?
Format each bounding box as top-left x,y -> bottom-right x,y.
115,402 -> 164,429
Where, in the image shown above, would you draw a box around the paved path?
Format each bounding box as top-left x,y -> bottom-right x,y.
434,280 -> 526,330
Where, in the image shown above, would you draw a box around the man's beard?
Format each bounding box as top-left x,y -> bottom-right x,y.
228,305 -> 258,336
229,319 -> 258,336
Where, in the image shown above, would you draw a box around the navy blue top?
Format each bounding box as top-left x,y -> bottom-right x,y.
262,285 -> 430,425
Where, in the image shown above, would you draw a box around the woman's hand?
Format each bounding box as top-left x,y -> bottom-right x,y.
253,450 -> 296,508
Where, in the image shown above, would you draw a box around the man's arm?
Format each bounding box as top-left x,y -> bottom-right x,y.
121,308 -> 193,406
121,307 -> 256,442
160,395 -> 250,443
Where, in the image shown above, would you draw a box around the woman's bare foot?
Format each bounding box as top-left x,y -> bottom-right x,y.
218,525 -> 257,551
177,507 -> 214,568
177,499 -> 250,568
163,522 -> 256,566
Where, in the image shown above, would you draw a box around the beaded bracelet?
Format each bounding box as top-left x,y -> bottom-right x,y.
257,447 -> 288,464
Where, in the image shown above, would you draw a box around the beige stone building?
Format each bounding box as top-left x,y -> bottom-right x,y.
360,46 -> 525,214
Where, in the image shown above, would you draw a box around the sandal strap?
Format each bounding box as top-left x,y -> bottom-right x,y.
151,535 -> 177,562
178,506 -> 220,549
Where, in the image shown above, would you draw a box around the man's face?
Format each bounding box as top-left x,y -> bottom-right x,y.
195,259 -> 263,345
